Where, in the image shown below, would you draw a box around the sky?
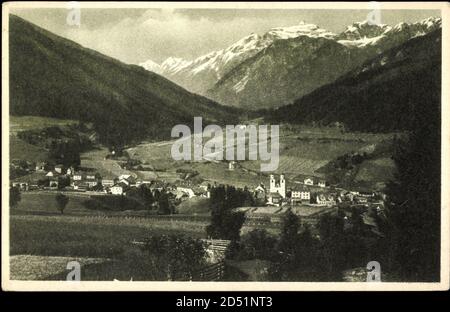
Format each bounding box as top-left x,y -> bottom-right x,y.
11,8 -> 441,65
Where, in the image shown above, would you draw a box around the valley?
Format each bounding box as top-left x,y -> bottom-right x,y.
7,10 -> 442,283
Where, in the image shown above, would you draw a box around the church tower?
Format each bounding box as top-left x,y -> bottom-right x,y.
270,174 -> 275,190
279,174 -> 286,198
269,174 -> 286,198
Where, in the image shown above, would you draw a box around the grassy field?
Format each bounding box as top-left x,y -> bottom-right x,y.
9,115 -> 81,162
10,192 -> 209,280
176,197 -> 211,215
10,214 -> 207,281
10,136 -> 49,162
10,255 -> 109,280
123,124 -> 398,188
9,115 -> 78,135
11,215 -> 205,257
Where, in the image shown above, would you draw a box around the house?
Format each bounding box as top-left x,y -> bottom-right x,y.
66,166 -> 75,175
254,183 -> 266,204
355,196 -> 368,204
358,191 -> 375,198
35,161 -> 48,172
317,180 -> 327,188
135,180 -> 151,187
228,161 -> 237,171
316,193 -> 336,206
54,164 -> 64,174
72,173 -> 83,181
72,180 -> 88,191
176,187 -> 196,198
110,182 -> 128,195
101,179 -> 116,187
304,178 -> 314,186
118,174 -> 136,186
267,192 -> 283,206
12,182 -> 29,191
291,187 -> 310,203
85,177 -> 99,188
48,178 -> 59,189
199,182 -> 212,198
86,174 -> 96,180
46,170 -> 60,177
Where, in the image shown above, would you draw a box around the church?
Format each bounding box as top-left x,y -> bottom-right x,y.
267,174 -> 286,206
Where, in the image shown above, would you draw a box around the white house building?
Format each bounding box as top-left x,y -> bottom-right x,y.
72,173 -> 83,181
228,161 -> 237,171
318,180 -> 327,188
102,179 -> 115,187
110,182 -> 128,195
54,165 -> 64,174
176,187 -> 196,198
291,188 -> 311,203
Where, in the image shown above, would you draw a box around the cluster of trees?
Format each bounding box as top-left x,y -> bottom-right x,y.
36,175 -> 71,189
10,186 -> 21,208
10,160 -> 35,180
48,140 -> 81,168
206,185 -> 251,241
333,152 -> 369,170
153,190 -> 174,215
233,209 -> 377,281
381,83 -> 441,282
83,186 -> 175,215
127,185 -> 155,210
135,234 -> 207,281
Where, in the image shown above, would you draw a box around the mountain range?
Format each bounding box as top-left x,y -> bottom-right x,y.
9,14 -> 442,144
266,28 -> 441,132
9,15 -> 239,146
140,17 -> 441,110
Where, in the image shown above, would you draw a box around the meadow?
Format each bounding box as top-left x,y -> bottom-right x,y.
123,124 -> 398,188
9,115 -> 78,135
10,193 -> 208,280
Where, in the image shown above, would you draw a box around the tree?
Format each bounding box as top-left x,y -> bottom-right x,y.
318,213 -> 346,280
206,185 -> 246,241
238,229 -> 277,260
49,140 -> 81,168
157,191 -> 172,215
128,185 -> 154,209
278,209 -> 300,254
142,234 -> 206,280
269,212 -> 326,281
55,193 -> 69,214
57,175 -> 71,190
384,95 -> 440,281
10,186 -> 21,208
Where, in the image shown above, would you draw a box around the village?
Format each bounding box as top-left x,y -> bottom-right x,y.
11,156 -> 385,217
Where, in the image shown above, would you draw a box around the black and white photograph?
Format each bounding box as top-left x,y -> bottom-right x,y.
2,2 -> 449,291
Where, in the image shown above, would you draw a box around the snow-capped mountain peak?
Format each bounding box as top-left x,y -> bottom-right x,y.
139,17 -> 441,99
265,22 -> 337,40
160,57 -> 192,75
138,59 -> 162,74
339,20 -> 390,41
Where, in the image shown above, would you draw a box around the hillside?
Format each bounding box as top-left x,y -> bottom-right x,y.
9,15 -> 239,146
141,18 -> 441,110
266,29 -> 441,132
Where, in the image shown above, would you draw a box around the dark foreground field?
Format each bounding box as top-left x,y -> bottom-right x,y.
10,193 -> 208,280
